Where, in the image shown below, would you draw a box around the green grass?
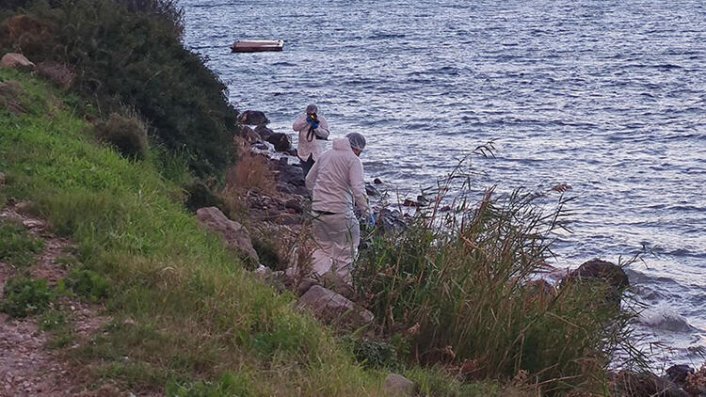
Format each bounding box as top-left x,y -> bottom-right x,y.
0,219 -> 44,268
0,68 -> 391,396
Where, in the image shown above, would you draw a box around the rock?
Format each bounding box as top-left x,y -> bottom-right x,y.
0,53 -> 35,70
373,178 -> 383,185
297,285 -> 374,329
666,364 -> 694,386
239,110 -> 269,126
384,374 -> 417,397
196,207 -> 259,265
613,370 -> 688,397
35,61 -> 74,89
266,132 -> 292,152
239,125 -> 260,143
365,182 -> 380,197
562,258 -> 629,306
255,125 -> 274,141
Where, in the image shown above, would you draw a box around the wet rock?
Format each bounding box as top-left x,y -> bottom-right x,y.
238,125 -> 260,143
365,182 -> 380,197
373,178 -> 383,185
239,110 -> 269,126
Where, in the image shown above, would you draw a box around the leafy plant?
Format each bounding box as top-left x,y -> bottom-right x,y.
1,276 -> 54,318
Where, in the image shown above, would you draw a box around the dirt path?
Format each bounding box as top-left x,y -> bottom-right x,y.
0,203 -> 111,397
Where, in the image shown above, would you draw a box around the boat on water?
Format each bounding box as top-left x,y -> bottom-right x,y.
231,40 -> 284,53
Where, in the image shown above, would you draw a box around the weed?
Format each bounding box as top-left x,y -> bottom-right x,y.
95,112 -> 149,161
165,373 -> 253,397
0,219 -> 44,268
65,268 -> 110,302
1,276 -> 54,318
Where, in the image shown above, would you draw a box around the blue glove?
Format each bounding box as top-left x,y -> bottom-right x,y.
310,122 -> 319,129
368,213 -> 377,227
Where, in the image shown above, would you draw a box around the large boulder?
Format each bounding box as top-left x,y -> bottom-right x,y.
612,370 -> 688,397
266,132 -> 292,153
254,125 -> 274,141
384,374 -> 417,397
196,207 -> 259,265
562,258 -> 629,306
239,110 -> 269,126
0,53 -> 34,70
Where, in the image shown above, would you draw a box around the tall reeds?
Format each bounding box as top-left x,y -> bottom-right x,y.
354,161 -> 636,393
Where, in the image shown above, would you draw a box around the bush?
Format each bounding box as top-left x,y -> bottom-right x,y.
0,0 -> 238,177
95,112 -> 149,160
65,268 -> 110,302
165,373 -> 253,397
1,276 -> 53,318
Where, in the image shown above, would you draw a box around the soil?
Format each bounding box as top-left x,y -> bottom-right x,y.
0,203 -> 116,397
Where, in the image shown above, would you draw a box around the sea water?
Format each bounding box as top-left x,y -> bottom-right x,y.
178,0 -> 706,368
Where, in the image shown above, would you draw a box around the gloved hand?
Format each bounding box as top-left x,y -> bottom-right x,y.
368,213 -> 377,227
310,121 -> 320,129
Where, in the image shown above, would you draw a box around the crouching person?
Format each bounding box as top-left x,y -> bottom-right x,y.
304,132 -> 370,290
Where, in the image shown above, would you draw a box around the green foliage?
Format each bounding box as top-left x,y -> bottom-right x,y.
95,111 -> 149,160
1,0 -> 238,177
1,276 -> 54,318
166,373 -> 253,397
65,268 -> 110,302
347,337 -> 400,370
0,219 -> 44,267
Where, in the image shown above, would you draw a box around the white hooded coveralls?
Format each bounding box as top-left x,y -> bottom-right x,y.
305,137 -> 370,283
292,113 -> 330,162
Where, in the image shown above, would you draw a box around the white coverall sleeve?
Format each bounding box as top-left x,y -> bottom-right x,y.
315,115 -> 331,139
292,114 -> 308,131
349,160 -> 370,216
305,159 -> 320,192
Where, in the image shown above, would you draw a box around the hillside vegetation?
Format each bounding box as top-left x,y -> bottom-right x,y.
0,1 -> 645,396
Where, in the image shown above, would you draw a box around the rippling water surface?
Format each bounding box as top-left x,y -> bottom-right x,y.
179,0 -> 706,366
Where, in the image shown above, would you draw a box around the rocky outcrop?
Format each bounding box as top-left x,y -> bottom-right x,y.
196,206 -> 259,265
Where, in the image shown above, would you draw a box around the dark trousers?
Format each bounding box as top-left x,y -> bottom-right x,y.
300,155 -> 315,178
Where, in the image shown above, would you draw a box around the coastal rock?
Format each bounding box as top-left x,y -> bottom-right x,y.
1,53 -> 34,70
384,374 -> 417,397
296,285 -> 374,329
666,364 -> 694,386
612,370 -> 688,397
365,182 -> 380,197
266,132 -> 292,153
196,206 -> 259,265
238,125 -> 260,143
562,258 -> 629,305
254,125 -> 274,141
239,110 -> 269,126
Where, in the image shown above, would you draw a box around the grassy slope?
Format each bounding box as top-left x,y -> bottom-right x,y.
0,67 -> 385,396
0,69 -> 511,396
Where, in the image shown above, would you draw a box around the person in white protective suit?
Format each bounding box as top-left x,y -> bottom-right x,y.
304,132 -> 372,285
292,104 -> 330,177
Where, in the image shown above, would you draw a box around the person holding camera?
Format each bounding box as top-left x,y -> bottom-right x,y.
292,104 -> 330,177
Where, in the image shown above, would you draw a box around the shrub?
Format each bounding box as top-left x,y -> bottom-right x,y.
1,0 -> 238,177
95,112 -> 149,160
65,268 -> 110,302
0,219 -> 44,268
165,373 -> 253,397
1,276 -> 53,318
